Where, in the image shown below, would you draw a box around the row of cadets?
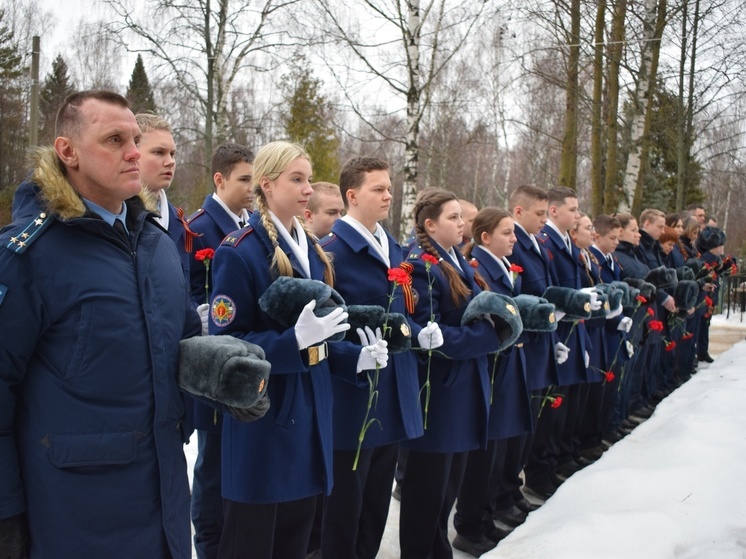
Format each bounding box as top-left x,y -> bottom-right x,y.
207,142 -> 353,559
535,187 -> 597,489
572,214 -> 632,462
506,185 -> 564,501
452,208 -> 536,555
671,215 -> 702,380
400,188 -> 506,558
318,157 -> 443,559
187,143 -> 255,559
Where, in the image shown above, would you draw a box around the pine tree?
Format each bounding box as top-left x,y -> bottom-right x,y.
126,54 -> 157,114
281,61 -> 340,184
0,9 -> 27,224
39,54 -> 76,145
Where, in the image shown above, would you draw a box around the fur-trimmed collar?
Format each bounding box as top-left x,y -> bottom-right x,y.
28,146 -> 157,220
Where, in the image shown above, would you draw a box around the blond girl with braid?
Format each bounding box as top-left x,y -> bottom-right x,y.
208,141 -> 355,559
399,188 -> 505,559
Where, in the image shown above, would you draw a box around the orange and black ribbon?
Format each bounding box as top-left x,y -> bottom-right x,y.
399,262 -> 416,314
176,207 -> 201,254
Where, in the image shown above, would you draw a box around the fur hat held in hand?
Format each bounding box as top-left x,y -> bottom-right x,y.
676,266 -> 695,281
609,281 -> 632,308
259,276 -> 347,342
513,295 -> 558,332
645,266 -> 678,291
542,286 -> 592,321
674,280 -> 699,313
623,277 -> 657,300
179,336 -> 271,409
461,291 -> 523,351
344,305 -> 412,354
594,284 -> 623,316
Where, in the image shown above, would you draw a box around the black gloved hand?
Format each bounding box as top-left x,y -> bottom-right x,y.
0,513 -> 28,559
228,393 -> 270,422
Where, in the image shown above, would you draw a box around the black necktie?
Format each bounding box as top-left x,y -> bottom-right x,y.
373,233 -> 382,245
606,254 -> 613,269
238,220 -> 246,228
112,219 -> 130,248
565,236 -> 572,251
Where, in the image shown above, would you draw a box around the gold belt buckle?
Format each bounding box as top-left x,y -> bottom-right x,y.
308,341 -> 328,366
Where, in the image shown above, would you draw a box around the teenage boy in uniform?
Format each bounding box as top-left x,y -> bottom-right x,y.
319,157 -> 442,559
187,143 -> 254,559
304,182 -> 345,238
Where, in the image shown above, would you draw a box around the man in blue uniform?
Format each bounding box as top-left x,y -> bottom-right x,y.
187,142 -> 254,559
0,90 -> 200,558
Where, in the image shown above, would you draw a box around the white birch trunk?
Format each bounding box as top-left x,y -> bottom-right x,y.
401,0 -> 421,236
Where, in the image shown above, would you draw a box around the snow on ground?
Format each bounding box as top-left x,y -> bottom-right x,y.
185,314 -> 746,558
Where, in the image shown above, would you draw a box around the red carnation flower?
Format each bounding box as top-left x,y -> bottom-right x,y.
605,371 -> 615,383
195,248 -> 215,262
665,340 -> 676,352
635,295 -> 647,304
550,396 -> 563,409
704,295 -> 714,307
649,320 -> 664,332
422,253 -> 440,266
647,307 -> 655,317
469,258 -> 479,268
388,267 -> 412,286
509,263 -> 524,274
682,332 -> 694,341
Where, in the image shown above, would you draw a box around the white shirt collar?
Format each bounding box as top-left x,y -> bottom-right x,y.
515,222 -> 541,253
340,215 -> 390,267
481,248 -> 513,286
547,219 -> 571,249
154,189 -> 170,230
269,211 -> 310,278
212,193 -> 250,228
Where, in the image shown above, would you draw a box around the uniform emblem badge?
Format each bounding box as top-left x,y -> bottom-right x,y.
583,302 -> 591,312
506,304 -> 517,315
549,312 -> 556,323
211,295 -> 236,327
400,322 -> 411,337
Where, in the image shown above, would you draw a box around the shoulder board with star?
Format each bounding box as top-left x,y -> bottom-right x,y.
4,212 -> 53,254
319,232 -> 337,248
220,225 -> 254,248
407,246 -> 425,260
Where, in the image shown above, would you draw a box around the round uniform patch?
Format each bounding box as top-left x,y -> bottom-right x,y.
211,295 -> 236,327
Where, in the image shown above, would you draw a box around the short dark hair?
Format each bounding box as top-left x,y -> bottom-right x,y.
211,143 -> 255,182
508,184 -> 548,212
615,212 -> 636,229
547,186 -> 577,207
56,90 -> 130,138
339,156 -> 389,208
593,214 -> 622,236
686,203 -> 704,211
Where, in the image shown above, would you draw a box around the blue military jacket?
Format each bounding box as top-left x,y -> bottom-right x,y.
320,220 -> 424,449
401,240 -> 502,453
210,211 -> 334,503
469,245 -> 532,440
510,226 -> 560,390
0,148 -> 200,558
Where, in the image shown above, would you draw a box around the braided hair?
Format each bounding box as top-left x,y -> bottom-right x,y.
413,188 -> 489,304
253,141 -> 335,286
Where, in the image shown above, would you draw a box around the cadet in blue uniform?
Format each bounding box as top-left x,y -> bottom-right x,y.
399,188 -> 503,559
319,157 -> 443,559
507,185 -> 564,501
0,91 -> 200,558
187,143 -> 255,559
454,208 -> 533,553
209,141 -> 352,559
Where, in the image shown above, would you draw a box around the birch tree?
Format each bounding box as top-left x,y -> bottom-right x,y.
309,0 -> 496,233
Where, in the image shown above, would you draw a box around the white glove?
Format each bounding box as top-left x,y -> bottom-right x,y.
626,340 -> 635,358
197,303 -> 210,336
584,351 -> 590,368
580,287 -> 602,311
356,326 -> 389,372
418,321 -> 444,350
606,303 -> 623,319
617,316 -> 633,333
294,300 -> 350,349
555,342 -> 570,364
554,310 -> 566,322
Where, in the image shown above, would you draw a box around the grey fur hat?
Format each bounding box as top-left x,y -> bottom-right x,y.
676,266 -> 695,281
645,266 -> 678,291
609,281 -> 632,308
674,279 -> 699,312
513,295 -> 558,332
259,276 -> 347,342
594,284 -> 623,316
461,291 -> 524,351
624,277 -> 657,300
697,226 -> 726,253
344,305 -> 412,354
179,335 -> 271,409
542,286 -> 593,321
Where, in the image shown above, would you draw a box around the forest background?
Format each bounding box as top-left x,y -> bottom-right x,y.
1,0 -> 744,252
